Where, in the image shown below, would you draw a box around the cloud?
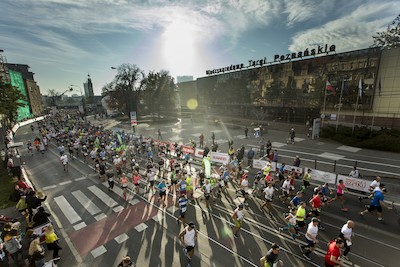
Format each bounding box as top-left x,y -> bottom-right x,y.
283,0 -> 336,27
288,1 -> 399,52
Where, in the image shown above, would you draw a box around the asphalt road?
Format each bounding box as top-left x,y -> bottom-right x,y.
12,116 -> 400,267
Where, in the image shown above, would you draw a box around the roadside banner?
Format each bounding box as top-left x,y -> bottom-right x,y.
181,145 -> 195,154
338,174 -> 371,193
305,168 -> 336,184
210,152 -> 229,164
253,159 -> 268,169
194,148 -> 204,158
277,163 -> 303,176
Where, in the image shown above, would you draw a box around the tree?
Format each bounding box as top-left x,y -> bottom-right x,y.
102,64 -> 146,117
372,14 -> 400,48
0,82 -> 26,124
141,70 -> 177,117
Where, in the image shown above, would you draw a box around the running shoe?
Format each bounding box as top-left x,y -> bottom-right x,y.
278,227 -> 283,233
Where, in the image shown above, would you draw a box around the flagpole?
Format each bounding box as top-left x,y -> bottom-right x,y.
322,83 -> 327,127
352,78 -> 362,134
336,79 -> 344,132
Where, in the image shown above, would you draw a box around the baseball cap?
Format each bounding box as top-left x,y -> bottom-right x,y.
311,217 -> 320,223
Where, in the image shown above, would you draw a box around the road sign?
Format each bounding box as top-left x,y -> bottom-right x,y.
130,111 -> 137,126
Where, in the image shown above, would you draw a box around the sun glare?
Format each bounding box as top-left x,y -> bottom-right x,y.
162,19 -> 197,69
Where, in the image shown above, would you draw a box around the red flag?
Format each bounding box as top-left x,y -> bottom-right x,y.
326,80 -> 336,96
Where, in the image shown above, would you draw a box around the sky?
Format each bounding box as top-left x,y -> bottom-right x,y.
0,0 -> 398,96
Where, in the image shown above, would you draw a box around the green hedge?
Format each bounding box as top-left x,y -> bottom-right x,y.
320,126 -> 400,152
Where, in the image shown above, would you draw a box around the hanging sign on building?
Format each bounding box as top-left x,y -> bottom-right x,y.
206,44 -> 336,75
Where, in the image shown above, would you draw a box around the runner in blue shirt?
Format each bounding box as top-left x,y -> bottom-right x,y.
157,180 -> 167,207
177,194 -> 189,225
360,184 -> 392,221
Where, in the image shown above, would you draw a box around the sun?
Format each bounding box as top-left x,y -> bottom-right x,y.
162,19 -> 197,68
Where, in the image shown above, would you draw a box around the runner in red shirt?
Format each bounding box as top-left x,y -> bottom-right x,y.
309,192 -> 324,230
324,238 -> 345,267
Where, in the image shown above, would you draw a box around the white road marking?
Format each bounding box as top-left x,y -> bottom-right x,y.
74,176 -> 86,181
112,206 -> 124,213
94,213 -> 107,221
73,222 -> 87,231
71,190 -> 101,215
54,196 -> 82,224
90,246 -> 107,258
42,185 -> 57,190
318,152 -> 345,161
129,199 -> 140,205
294,137 -> 305,142
88,185 -> 118,207
114,233 -> 129,244
271,142 -> 287,148
59,180 -> 72,186
134,223 -> 148,232
337,145 -> 362,153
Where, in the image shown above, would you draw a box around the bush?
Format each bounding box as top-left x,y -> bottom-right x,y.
320,126 -> 400,152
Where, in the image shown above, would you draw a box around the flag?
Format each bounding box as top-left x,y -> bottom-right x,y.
326,80 -> 336,96
378,77 -> 382,96
358,78 -> 362,97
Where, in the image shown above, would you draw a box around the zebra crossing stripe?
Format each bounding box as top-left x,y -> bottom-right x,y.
134,223 -> 148,232
73,222 -> 87,231
72,190 -> 101,215
88,185 -> 118,208
90,245 -> 107,258
114,233 -> 129,244
54,196 -> 82,224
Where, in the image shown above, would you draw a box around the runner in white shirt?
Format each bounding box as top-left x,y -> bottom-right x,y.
232,204 -> 245,238
179,222 -> 197,267
299,217 -> 319,260
240,175 -> 250,205
279,177 -> 291,203
340,220 -> 355,261
60,153 -> 68,171
260,183 -> 275,216
359,176 -> 382,202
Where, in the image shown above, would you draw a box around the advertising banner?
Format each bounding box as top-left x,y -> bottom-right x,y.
305,167 -> 336,184
253,159 -> 268,169
253,160 -> 276,171
194,148 -> 204,158
277,163 -> 303,176
210,152 -> 230,164
181,145 -> 195,154
338,174 -> 371,193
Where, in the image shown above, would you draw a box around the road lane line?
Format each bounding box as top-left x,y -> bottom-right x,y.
42,185 -> 57,190
54,195 -> 82,224
90,245 -> 107,258
59,180 -> 72,186
72,190 -> 101,215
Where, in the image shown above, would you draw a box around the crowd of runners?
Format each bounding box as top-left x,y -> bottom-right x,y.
0,111 -> 395,267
